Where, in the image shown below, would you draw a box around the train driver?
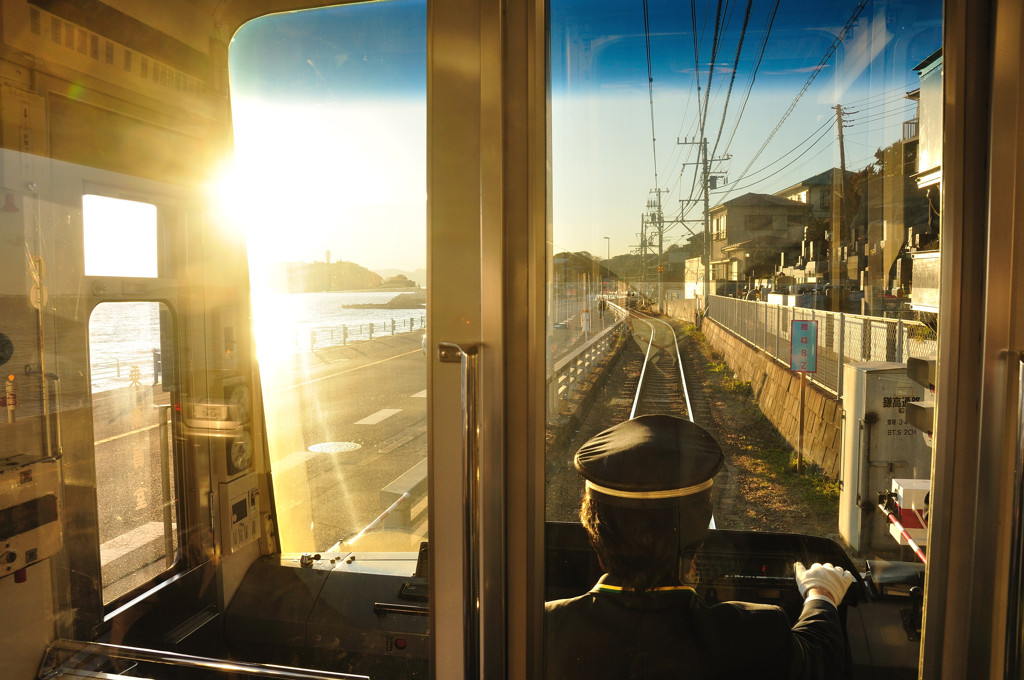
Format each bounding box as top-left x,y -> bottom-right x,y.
545,414 -> 854,679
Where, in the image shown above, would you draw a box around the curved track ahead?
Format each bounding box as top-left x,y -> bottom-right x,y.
612,304 -> 694,422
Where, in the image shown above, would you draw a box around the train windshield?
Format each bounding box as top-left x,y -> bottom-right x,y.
228,1 -> 427,553
547,0 -> 941,563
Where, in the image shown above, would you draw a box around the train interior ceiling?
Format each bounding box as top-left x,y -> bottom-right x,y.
0,0 -> 1021,678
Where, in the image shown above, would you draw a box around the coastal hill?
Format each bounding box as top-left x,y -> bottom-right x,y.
343,290 -> 425,309
274,260 -> 424,294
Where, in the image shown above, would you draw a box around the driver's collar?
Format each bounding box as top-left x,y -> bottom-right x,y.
590,573 -> 696,595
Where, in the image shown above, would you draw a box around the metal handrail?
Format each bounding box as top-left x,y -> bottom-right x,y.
38,639 -> 369,680
438,342 -> 482,679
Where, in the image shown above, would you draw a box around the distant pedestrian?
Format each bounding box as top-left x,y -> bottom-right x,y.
580,308 -> 591,336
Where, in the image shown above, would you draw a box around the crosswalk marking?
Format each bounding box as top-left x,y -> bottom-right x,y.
355,408 -> 402,425
411,389 -> 427,398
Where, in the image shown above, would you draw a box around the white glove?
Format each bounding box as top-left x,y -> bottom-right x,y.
793,561 -> 855,605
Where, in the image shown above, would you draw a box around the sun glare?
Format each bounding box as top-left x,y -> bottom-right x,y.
215,98 -> 426,273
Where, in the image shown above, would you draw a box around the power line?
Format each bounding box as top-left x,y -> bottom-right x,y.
845,104 -> 918,128
718,0 -> 870,203
709,0 -> 753,165
843,80 -> 918,106
710,119 -> 835,194
722,115 -> 834,183
717,0 -> 781,159
642,0 -> 661,193
700,0 -> 725,142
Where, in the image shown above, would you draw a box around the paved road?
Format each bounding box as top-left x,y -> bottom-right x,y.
264,332 -> 428,551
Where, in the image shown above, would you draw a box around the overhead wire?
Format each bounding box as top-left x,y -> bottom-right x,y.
843,80 -> 918,106
721,115 -> 834,183
717,0 -> 781,161
717,0 -> 870,205
714,92 -> 914,198
699,0 -> 724,142
680,0 -> 709,221
709,0 -> 753,165
643,0 -> 661,196
680,0 -> 779,224
710,118 -> 835,194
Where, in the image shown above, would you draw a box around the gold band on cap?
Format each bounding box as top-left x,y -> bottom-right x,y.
585,477 -> 713,500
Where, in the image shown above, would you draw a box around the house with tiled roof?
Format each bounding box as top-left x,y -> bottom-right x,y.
708,192 -> 809,288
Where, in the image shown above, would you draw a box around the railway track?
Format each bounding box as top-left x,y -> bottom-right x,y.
617,305 -> 693,422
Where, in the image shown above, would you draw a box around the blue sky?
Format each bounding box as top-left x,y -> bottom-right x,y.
551,0 -> 941,259
225,0 -> 941,271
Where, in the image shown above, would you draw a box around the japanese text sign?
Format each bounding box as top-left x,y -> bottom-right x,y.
790,320 -> 818,373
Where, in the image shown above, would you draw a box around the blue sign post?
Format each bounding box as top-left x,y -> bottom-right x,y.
790,320 -> 818,474
790,320 -> 818,373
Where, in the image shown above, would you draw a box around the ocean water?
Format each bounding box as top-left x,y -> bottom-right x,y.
88,291 -> 425,392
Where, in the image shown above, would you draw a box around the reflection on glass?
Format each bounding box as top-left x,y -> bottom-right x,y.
546,0 -> 942,553
229,0 -> 427,553
90,301 -> 177,604
545,1 -> 942,675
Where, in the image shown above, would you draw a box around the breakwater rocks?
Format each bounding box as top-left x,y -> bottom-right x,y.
343,291 -> 426,309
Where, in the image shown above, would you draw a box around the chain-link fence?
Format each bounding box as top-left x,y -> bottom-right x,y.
707,295 -> 937,397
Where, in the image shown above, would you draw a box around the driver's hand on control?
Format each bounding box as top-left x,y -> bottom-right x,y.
794,561 -> 855,606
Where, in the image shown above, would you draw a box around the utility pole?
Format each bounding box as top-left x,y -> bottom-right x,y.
646,188 -> 669,312
830,104 -> 850,313
635,214 -> 648,299
603,236 -> 610,295
679,137 -> 729,303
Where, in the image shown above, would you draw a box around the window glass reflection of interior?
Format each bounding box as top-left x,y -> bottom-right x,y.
546,0 -> 940,674
228,0 -> 427,553
547,0 -> 941,537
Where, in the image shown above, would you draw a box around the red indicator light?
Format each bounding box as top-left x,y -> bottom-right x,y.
395,638 -> 407,650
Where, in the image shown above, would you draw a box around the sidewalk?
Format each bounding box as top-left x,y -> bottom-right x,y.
550,303 -> 617,361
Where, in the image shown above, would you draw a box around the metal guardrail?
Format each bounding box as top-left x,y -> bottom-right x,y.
548,307 -> 627,417
89,315 -> 429,389
310,314 -> 426,349
707,295 -> 937,397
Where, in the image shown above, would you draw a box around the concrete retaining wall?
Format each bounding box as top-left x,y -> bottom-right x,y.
701,319 -> 843,478
664,296 -> 701,324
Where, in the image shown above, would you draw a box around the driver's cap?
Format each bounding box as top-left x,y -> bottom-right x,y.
574,414 -> 723,507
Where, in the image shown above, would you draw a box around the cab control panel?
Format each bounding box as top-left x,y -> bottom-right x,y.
0,457 -> 61,576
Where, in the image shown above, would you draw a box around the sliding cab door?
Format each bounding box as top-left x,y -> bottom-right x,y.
231,0 -> 545,675
230,2 -> 487,676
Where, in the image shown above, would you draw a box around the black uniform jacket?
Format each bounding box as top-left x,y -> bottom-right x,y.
544,575 -> 845,680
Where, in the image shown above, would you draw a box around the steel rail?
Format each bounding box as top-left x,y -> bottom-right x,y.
617,304 -> 693,423
609,304 -> 655,420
